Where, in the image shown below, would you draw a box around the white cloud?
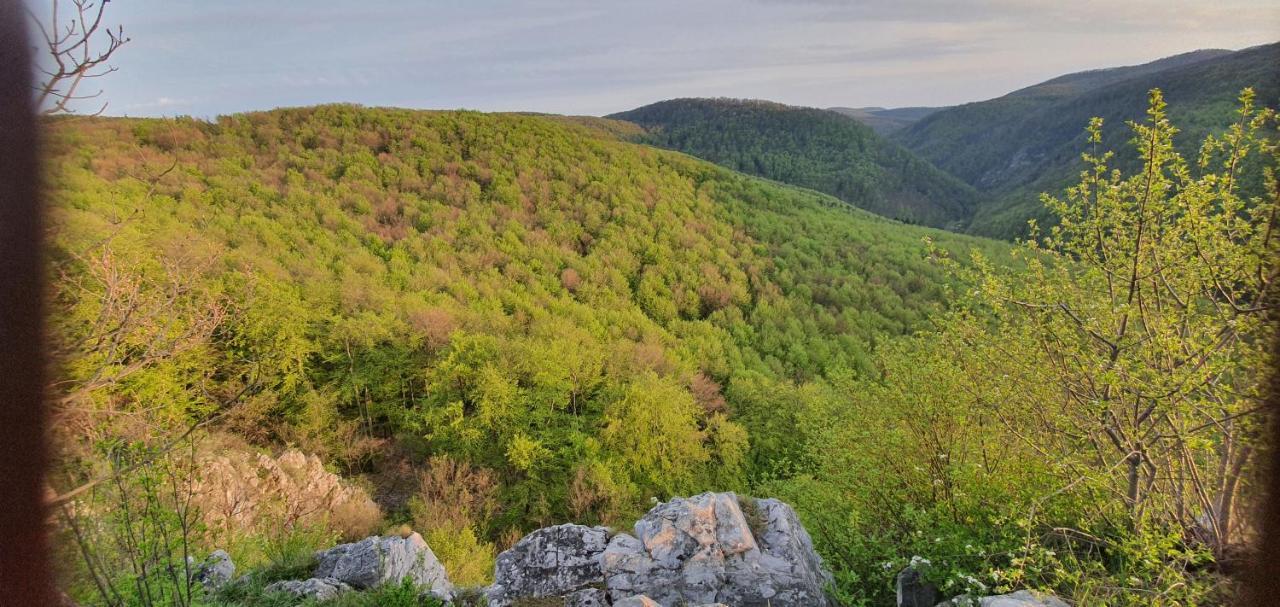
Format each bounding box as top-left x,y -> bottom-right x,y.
125,96 -> 191,111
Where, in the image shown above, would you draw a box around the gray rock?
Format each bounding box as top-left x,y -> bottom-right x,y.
600,492 -> 833,607
486,524 -> 610,607
264,577 -> 351,601
897,566 -> 939,607
313,532 -> 452,598
192,549 -> 235,590
564,587 -> 610,606
939,590 -> 1070,607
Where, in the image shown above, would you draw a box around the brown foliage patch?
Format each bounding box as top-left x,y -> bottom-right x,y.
412,455 -> 498,533
560,267 -> 582,292
408,306 -> 458,351
689,371 -> 727,415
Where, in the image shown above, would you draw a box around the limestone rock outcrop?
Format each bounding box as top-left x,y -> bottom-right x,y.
192,550 -> 235,591
313,533 -> 453,598
191,449 -> 380,542
264,532 -> 452,601
480,493 -> 831,607
600,492 -> 833,607
486,524 -> 610,606
563,588 -> 611,606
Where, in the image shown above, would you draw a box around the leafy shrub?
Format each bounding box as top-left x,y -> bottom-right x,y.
407,456 -> 499,585
56,442 -> 208,607
420,526 -> 496,587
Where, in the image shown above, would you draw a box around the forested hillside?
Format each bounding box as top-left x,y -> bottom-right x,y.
608,98 -> 980,229
894,43 -> 1279,238
45,105 -> 1010,603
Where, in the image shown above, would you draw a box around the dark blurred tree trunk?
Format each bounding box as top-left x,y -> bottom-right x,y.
0,0 -> 56,604
1244,324 -> 1280,603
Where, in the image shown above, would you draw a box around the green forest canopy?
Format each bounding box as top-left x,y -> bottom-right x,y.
46,104 -> 1004,534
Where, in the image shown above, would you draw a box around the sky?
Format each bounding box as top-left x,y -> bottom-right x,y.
33,0 -> 1280,118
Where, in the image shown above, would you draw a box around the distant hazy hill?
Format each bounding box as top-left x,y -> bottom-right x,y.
893,44 -> 1279,238
609,98 -> 980,229
826,106 -> 942,135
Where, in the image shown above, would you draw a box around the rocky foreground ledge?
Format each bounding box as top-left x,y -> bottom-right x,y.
487,492 -> 832,607
198,492 -> 1067,607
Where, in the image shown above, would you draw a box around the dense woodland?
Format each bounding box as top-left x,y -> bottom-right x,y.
609,99 -> 980,229
40,70 -> 1278,607
45,106 -> 1011,605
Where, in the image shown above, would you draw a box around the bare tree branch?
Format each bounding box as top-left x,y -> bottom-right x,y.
29,0 -> 129,115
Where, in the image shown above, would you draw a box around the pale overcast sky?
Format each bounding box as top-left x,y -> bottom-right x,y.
39,0 -> 1280,118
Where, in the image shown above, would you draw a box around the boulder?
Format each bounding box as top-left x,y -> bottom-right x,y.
264,577 -> 351,600
486,524 -> 610,606
897,566 -> 939,607
313,532 -> 452,598
192,549 -> 235,590
939,590 -> 1070,607
600,492 -> 833,606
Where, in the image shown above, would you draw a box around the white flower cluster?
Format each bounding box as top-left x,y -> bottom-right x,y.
908,555 -> 932,568
957,574 -> 987,592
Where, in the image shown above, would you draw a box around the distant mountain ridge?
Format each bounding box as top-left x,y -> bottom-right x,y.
892,43 -> 1279,238
832,48 -> 1235,135
608,98 -> 980,229
1006,48 -> 1233,99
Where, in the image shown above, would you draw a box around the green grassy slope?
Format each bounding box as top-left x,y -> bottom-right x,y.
893,43 -> 1279,238
608,98 -> 982,229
